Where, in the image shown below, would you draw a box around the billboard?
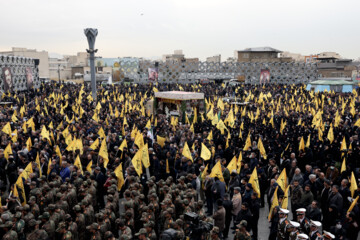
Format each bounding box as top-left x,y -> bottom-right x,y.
148,68 -> 159,82
260,69 -> 270,84
26,67 -> 34,89
352,70 -> 360,82
2,67 -> 12,91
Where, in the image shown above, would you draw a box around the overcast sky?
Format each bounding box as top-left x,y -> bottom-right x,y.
1,0 -> 359,61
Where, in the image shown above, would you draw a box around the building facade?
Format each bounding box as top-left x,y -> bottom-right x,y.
0,47 -> 49,80
236,47 -> 292,63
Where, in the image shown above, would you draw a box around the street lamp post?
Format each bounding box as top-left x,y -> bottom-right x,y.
57,64 -> 61,83
84,28 -> 98,100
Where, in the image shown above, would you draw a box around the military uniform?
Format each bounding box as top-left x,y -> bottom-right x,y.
310,230 -> 323,240
118,226 -> 132,239
42,220 -> 55,239
234,230 -> 252,240
27,229 -> 48,240
277,218 -> 290,240
299,217 -> 310,234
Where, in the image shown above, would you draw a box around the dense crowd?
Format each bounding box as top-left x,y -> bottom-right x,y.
0,82 -> 359,240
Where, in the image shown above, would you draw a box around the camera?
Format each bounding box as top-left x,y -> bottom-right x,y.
184,212 -> 213,240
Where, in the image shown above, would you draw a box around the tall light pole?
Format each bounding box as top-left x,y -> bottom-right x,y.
84,28 -> 98,100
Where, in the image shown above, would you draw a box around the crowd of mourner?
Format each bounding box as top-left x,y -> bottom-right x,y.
0,81 -> 359,240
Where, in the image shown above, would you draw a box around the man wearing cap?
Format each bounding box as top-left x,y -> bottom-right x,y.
27,219 -> 48,240
297,233 -> 309,240
286,220 -> 301,240
210,226 -> 221,240
144,221 -> 156,240
322,230 -> 335,240
277,208 -> 290,240
74,205 -> 86,240
296,208 -> 310,234
135,228 -> 148,240
117,219 -> 132,239
87,222 -> 101,240
56,221 -> 73,240
0,221 -> 18,240
309,220 -> 322,240
234,220 -> 251,240
39,212 -> 55,239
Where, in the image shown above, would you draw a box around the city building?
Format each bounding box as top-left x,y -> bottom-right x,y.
0,47 -> 49,80
317,57 -> 359,78
280,51 -> 303,62
162,50 -> 185,63
206,54 -> 221,63
235,47 -> 292,63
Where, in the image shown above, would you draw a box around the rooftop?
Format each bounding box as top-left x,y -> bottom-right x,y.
238,47 -> 282,53
155,91 -> 204,100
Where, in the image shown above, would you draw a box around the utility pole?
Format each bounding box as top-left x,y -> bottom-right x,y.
84,28 -> 98,101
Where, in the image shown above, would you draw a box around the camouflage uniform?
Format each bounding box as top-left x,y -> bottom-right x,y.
27,229 -> 48,240
234,230 -> 252,240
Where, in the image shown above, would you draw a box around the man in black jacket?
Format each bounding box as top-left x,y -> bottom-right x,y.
249,192 -> 260,240
222,193 -> 233,239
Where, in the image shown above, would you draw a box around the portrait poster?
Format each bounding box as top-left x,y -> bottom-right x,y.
260,69 -> 270,85
148,68 -> 159,82
26,67 -> 34,89
2,67 -> 12,91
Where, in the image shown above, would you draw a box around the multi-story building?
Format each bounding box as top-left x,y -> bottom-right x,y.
235,47 -> 292,63
0,47 -> 49,80
206,54 -> 221,63
162,50 -> 185,63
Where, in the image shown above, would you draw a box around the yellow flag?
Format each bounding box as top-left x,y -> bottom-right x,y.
207,130 -> 213,141
201,164 -> 209,179
166,159 -> 170,174
119,139 -> 127,152
306,134 -> 311,148
48,121 -> 54,129
47,158 -> 52,175
348,196 -> 359,213
55,145 -> 62,166
281,185 -> 290,209
341,158 -> 346,173
340,136 -> 347,151
74,155 -> 83,175
131,149 -> 143,176
327,126 -> 334,144
299,137 -> 305,152
354,119 -> 360,127
35,153 -> 42,177
200,143 -> 211,161
26,137 -> 32,150
157,136 -> 166,148
243,134 -> 252,151
226,156 -> 237,173
1,122 -> 12,136
257,137 -> 267,159
134,133 -> 144,149
4,143 -> 12,161
276,169 -> 288,191
24,162 -> 33,179
141,144 -> 150,168
98,127 -> 106,139
99,140 -> 109,168
114,163 -> 125,191
209,161 -> 224,182
350,172 -> 357,198
40,125 -> 50,141
249,167 -> 260,198
237,152 -> 242,174
89,138 -> 100,150
145,120 -> 151,129
86,160 -> 93,173
182,142 -> 193,162
268,186 -> 279,221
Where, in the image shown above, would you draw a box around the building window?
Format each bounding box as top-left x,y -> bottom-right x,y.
243,53 -> 249,59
